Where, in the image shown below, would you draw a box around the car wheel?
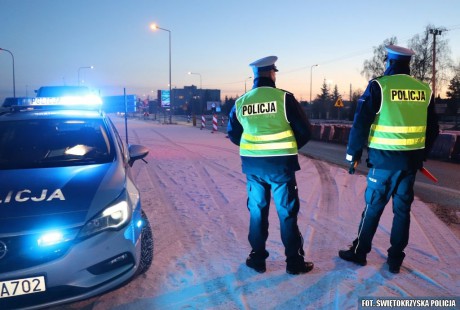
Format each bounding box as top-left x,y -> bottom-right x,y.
136,210 -> 153,275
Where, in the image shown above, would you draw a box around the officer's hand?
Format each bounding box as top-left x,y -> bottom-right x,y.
346,150 -> 362,175
348,160 -> 360,174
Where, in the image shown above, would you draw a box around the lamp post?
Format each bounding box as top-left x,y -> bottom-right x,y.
150,23 -> 172,123
244,76 -> 252,93
310,64 -> 319,104
78,66 -> 93,86
188,72 -> 202,126
0,48 -> 16,98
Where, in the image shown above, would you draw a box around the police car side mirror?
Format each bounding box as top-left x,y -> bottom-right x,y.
128,144 -> 149,166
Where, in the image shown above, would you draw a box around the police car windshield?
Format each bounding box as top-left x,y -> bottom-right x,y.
0,118 -> 114,169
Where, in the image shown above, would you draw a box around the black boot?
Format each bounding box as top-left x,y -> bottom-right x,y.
286,256 -> 314,275
246,250 -> 268,273
286,261 -> 314,275
387,252 -> 405,274
338,247 -> 367,266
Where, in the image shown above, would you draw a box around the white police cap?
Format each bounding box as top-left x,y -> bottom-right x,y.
385,45 -> 415,61
249,56 -> 278,72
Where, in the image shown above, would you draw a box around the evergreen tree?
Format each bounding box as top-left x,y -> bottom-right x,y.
331,85 -> 340,119
313,79 -> 331,119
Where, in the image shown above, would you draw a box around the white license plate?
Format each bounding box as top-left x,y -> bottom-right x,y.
0,276 -> 46,298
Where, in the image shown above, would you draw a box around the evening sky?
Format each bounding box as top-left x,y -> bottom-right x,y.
1,0 -> 459,102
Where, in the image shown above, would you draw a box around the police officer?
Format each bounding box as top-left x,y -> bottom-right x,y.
227,56 -> 314,275
338,45 -> 439,273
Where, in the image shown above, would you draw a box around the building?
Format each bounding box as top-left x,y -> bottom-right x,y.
157,85 -> 221,115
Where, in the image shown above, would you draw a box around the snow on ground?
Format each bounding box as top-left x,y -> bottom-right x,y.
64,116 -> 459,310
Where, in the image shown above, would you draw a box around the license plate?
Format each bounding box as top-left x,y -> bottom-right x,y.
0,276 -> 46,299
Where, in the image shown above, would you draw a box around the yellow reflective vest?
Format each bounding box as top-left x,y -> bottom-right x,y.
236,87 -> 297,157
369,75 -> 432,151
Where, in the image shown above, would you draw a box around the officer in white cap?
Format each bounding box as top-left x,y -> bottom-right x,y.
249,55 -> 279,73
227,56 -> 314,275
339,44 -> 439,273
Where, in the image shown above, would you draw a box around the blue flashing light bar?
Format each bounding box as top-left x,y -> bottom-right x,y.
32,95 -> 103,106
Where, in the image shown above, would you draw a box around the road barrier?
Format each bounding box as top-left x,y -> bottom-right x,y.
451,134 -> 460,162
308,123 -> 460,163
212,114 -> 218,133
141,115 -> 458,163
321,125 -> 333,142
311,124 -> 323,140
201,115 -> 206,130
429,133 -> 457,160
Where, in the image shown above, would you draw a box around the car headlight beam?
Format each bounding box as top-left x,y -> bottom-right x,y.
38,231 -> 65,247
78,201 -> 130,239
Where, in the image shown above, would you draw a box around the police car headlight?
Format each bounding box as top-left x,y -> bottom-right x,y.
78,201 -> 130,239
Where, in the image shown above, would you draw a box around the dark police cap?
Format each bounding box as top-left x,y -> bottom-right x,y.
249,56 -> 279,72
385,45 -> 415,61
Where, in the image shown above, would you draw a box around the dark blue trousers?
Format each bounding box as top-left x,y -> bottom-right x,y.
353,168 -> 417,266
246,172 -> 304,261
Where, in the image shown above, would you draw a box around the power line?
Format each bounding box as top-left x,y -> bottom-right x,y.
216,24 -> 459,91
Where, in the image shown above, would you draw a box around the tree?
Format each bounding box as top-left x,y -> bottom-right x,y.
348,90 -> 363,121
445,74 -> 460,123
361,37 -> 397,80
361,26 -> 452,97
408,25 -> 452,92
331,85 -> 340,119
222,96 -> 235,116
312,79 -> 332,119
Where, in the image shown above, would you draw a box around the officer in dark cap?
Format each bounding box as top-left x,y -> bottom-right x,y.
338,45 -> 439,273
227,56 -> 314,275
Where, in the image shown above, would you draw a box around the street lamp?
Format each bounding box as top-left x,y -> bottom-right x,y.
0,48 -> 16,98
188,72 -> 202,89
78,66 -> 94,86
310,64 -> 319,104
150,23 -> 172,123
244,76 -> 252,93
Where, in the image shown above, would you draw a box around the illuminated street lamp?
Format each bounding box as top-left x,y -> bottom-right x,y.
244,76 -> 252,93
310,64 -> 319,104
0,48 -> 16,98
78,66 -> 94,86
150,23 -> 172,123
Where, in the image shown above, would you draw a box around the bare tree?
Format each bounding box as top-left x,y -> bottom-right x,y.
408,25 -> 452,94
361,37 -> 398,80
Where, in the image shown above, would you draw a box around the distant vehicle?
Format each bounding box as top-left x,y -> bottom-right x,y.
0,93 -> 153,309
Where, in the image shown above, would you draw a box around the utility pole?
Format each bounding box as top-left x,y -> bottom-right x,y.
429,28 -> 443,103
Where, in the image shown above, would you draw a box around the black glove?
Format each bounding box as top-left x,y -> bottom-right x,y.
346,150 -> 362,175
348,160 -> 359,174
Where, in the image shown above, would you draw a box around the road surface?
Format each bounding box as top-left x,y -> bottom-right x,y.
48,116 -> 459,310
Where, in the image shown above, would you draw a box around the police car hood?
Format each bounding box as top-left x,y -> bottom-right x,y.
0,162 -> 125,234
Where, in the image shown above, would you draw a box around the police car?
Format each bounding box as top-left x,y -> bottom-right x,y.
0,93 -> 153,309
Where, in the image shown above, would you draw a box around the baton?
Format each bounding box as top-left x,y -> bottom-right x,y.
419,167 -> 438,183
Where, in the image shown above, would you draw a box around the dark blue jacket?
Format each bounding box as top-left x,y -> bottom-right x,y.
347,62 -> 439,170
227,77 -> 311,175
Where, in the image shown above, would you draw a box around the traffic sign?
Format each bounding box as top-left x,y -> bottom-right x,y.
335,97 -> 344,107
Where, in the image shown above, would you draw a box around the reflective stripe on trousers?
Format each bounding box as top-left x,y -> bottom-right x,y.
354,168 -> 416,259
